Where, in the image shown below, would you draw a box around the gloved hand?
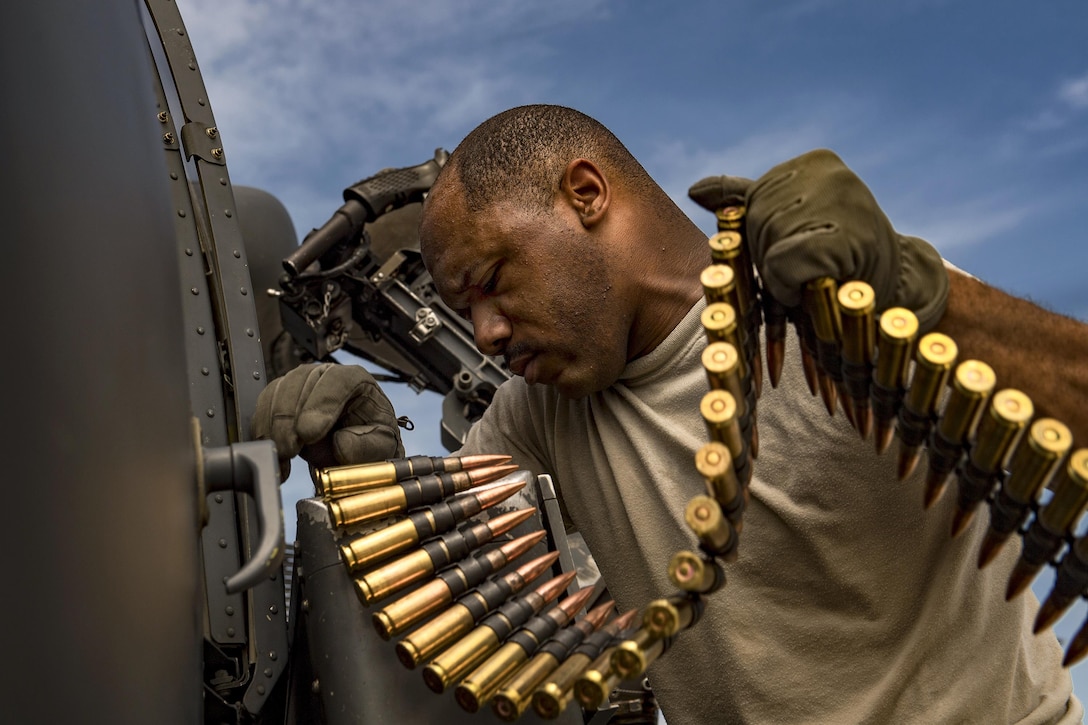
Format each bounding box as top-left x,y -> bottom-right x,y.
252,362 -> 404,481
688,149 -> 948,332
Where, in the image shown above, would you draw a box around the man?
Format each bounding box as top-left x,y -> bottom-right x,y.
255,105 -> 1088,723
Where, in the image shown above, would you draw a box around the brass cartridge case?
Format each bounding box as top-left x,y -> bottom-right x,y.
458,587 -> 595,711
394,546 -> 555,668
643,594 -> 703,638
694,441 -> 742,518
923,360 -> 996,507
316,453 -> 513,498
977,419 -> 1071,569
611,626 -> 666,680
372,526 -> 545,640
873,307 -> 919,390
339,477 -> 526,572
491,598 -> 614,721
1004,419 -> 1073,505
803,276 -> 842,344
701,390 -> 745,461
969,389 -> 1034,474
422,571 -> 575,693
903,333 -> 958,418
354,507 -> 534,605
684,495 -> 736,558
533,609 -> 639,720
328,463 -> 517,529
707,229 -> 754,315
700,264 -> 740,311
702,342 -> 748,418
533,652 -> 593,719
668,550 -> 726,593
700,301 -> 739,344
457,640 -> 530,713
492,651 -> 560,721
573,645 -> 623,711
837,281 -> 875,366
951,390 -> 1034,537
1006,450 -> 1088,601
423,619 -> 502,694
936,361 -> 996,445
1038,450 -> 1088,534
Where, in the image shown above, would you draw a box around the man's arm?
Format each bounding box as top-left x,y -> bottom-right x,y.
935,268 -> 1088,444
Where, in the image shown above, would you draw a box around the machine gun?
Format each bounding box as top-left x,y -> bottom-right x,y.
274,155 -> 511,450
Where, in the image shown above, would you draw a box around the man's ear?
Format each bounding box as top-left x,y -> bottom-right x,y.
561,158 -> 610,228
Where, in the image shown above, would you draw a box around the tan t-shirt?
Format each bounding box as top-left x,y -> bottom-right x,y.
459,300 -> 1081,724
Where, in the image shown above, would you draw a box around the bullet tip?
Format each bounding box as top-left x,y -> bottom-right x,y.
874,420 -> 896,455
976,531 -> 1006,570
1003,560 -> 1040,602
1064,638 -> 1088,668
897,447 -> 920,481
922,471 -> 947,510
767,339 -> 784,389
949,507 -> 973,538
1034,595 -> 1069,634
855,404 -> 872,440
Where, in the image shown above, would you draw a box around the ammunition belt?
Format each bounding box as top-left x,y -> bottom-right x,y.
308,203 -> 1087,720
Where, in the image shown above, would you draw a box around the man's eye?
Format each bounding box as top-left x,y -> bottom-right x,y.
482,268 -> 500,294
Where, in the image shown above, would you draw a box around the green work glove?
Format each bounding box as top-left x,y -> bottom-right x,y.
688,149 -> 949,332
252,362 -> 405,481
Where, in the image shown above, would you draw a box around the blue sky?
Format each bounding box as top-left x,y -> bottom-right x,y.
177,0 -> 1088,705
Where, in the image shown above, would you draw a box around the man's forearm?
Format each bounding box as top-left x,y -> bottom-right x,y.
934,268 -> 1088,444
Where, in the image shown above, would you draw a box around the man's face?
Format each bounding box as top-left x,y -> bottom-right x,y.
421,187 -> 631,399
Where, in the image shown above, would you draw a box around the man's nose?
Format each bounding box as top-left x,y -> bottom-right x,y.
471,304 -> 512,357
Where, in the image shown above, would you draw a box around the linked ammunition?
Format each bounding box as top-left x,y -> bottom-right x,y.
871,307 -> 919,454
668,550 -> 726,594
532,609 -> 639,720
702,342 -> 748,419
701,302 -> 744,367
372,527 -> 545,640
316,453 -> 513,499
340,477 -> 527,572
803,277 -> 844,419
328,463 -> 517,529
694,441 -> 743,521
574,639 -> 633,711
642,594 -> 705,638
837,281 -> 876,439
701,264 -> 740,311
923,361 -> 995,509
951,389 -> 1034,537
977,418 -> 1072,569
491,600 -> 614,722
1035,533 -> 1088,633
684,495 -> 737,560
707,230 -> 754,317
422,571 -> 576,693
611,624 -> 673,680
700,390 -> 747,473
715,205 -> 764,397
395,548 -> 556,669
354,507 -> 535,606
455,586 -> 596,713
896,333 -> 958,480
1006,449 -> 1088,600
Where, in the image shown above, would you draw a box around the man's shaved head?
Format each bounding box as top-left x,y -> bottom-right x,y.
431,104 -> 655,214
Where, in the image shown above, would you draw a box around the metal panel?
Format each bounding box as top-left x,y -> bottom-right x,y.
0,1 -> 202,722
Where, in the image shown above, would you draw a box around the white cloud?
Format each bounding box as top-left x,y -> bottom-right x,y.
1059,72 -> 1088,109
